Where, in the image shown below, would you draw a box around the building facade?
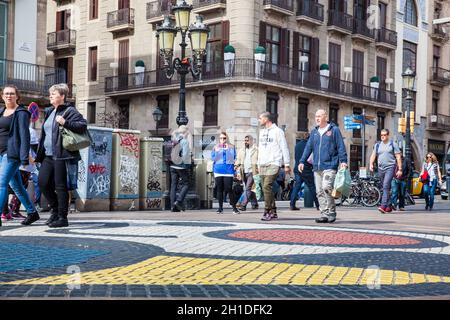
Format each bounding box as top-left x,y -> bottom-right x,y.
48,0 -> 403,177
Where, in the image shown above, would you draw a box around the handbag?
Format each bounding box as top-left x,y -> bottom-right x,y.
420,166 -> 429,184
59,107 -> 92,151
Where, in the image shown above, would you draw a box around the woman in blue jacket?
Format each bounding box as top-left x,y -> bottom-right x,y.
0,85 -> 39,227
211,132 -> 239,214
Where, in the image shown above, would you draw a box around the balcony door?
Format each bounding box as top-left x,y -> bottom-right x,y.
329,42 -> 341,92
0,1 -> 7,86
118,0 -> 130,9
118,39 -> 129,89
353,0 -> 368,20
352,50 -> 364,98
329,0 -> 347,13
55,58 -> 73,96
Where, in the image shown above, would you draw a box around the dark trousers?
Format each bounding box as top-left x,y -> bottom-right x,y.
215,176 -> 235,210
170,167 -> 190,208
379,166 -> 395,207
241,173 -> 258,207
38,156 -> 69,218
290,171 -> 319,208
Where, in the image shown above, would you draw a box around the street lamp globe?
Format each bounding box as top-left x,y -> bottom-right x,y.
152,107 -> 163,123
189,15 -> 209,66
172,0 -> 192,31
402,67 -> 416,91
156,16 -> 177,66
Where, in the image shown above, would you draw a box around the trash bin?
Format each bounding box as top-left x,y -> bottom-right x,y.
303,183 -> 314,208
139,137 -> 164,210
76,126 -> 113,212
111,129 -> 141,211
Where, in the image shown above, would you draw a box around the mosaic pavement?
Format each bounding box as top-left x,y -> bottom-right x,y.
1,219 -> 450,298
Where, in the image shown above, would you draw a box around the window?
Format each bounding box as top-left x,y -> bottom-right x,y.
296,34 -> 311,72
88,47 -> 98,82
0,1 -> 7,60
205,22 -> 229,65
203,90 -> 218,126
377,56 -> 387,90
328,43 -> 341,92
260,22 -> 289,69
350,145 -> 363,175
403,41 -> 417,72
433,45 -> 440,69
379,2 -> 387,28
432,91 -> 440,115
377,112 -> 385,141
354,0 -> 368,20
87,102 -> 96,124
329,103 -> 339,126
353,107 -> 362,138
404,0 -> 418,26
266,92 -> 279,124
297,99 -> 309,131
157,95 -> 169,129
89,0 -> 98,20
118,100 -> 129,129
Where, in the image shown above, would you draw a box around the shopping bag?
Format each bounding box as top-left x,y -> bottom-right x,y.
333,168 -> 351,197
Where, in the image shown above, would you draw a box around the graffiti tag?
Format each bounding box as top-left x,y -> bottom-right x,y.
88,163 -> 106,174
119,133 -> 139,158
146,198 -> 162,209
89,175 -> 110,196
119,155 -> 138,194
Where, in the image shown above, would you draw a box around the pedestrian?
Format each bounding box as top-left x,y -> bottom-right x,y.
257,112 -> 290,221
29,122 -> 41,210
369,129 -> 402,214
391,152 -> 410,211
420,152 -> 443,211
34,83 -> 88,228
211,132 -> 239,214
169,125 -> 191,212
235,135 -> 259,211
0,85 -> 39,227
290,133 -> 320,210
299,109 -> 348,223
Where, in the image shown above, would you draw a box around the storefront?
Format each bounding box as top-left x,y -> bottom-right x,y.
428,139 -> 447,172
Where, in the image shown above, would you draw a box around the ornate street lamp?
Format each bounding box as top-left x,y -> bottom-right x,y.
152,106 -> 163,135
402,67 -> 416,190
156,1 -> 209,126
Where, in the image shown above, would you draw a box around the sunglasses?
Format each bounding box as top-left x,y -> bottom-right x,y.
220,137 -> 227,140
427,156 -> 432,158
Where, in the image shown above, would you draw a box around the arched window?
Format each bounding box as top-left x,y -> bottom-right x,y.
404,0 -> 418,26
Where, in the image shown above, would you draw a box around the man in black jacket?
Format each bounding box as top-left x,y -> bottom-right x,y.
391,152 -> 410,211
290,133 -> 319,210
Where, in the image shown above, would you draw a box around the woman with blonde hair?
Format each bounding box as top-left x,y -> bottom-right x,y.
211,132 -> 239,214
420,152 -> 442,211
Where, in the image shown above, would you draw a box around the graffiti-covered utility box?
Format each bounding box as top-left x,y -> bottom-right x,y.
110,129 -> 141,211
139,137 -> 164,210
76,126 -> 113,212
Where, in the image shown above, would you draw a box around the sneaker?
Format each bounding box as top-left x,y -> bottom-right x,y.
216,208 -> 223,214
261,211 -> 271,221
289,206 -> 300,211
271,212 -> 278,219
240,206 -> 247,212
232,208 -> 240,214
378,206 -> 387,214
11,212 -> 26,219
1,212 -> 13,220
21,212 -> 40,226
391,205 -> 397,211
315,217 -> 329,223
425,205 -> 429,210
399,207 -> 405,211
384,206 -> 392,213
45,211 -> 59,225
49,218 -> 69,228
251,204 -> 259,210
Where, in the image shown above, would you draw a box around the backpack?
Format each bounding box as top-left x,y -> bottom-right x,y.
375,140 -> 395,157
163,138 -> 181,163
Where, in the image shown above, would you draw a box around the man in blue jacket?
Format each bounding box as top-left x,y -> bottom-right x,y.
299,109 -> 348,223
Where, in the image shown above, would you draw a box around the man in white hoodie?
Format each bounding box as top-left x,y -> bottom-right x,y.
257,112 -> 291,221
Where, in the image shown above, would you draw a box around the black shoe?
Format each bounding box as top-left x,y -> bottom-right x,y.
429,206 -> 433,211
261,212 -> 274,221
21,212 -> 40,226
425,205 -> 429,210
174,201 -> 185,212
290,206 -> 300,211
315,217 -> 329,223
327,217 -> 336,223
171,206 -> 181,212
49,218 -> 69,228
251,204 -> 259,210
232,208 -> 240,214
45,211 -> 59,225
216,208 -> 223,214
240,206 -> 247,211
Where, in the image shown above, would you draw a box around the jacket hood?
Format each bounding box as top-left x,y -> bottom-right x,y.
314,121 -> 336,130
0,105 -> 31,115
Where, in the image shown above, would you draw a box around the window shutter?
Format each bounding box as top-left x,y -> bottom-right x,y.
259,21 -> 267,48
222,20 -> 230,52
65,10 -> 71,29
293,32 -> 299,70
311,38 -> 319,72
56,11 -> 63,32
280,28 -> 290,66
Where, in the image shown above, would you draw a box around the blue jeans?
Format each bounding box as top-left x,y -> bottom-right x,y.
391,179 -> 406,208
379,166 -> 395,207
290,171 -> 319,208
423,179 -> 438,208
0,154 -> 36,215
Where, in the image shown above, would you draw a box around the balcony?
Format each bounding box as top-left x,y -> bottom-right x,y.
430,25 -> 449,43
263,0 -> 294,16
428,113 -> 450,132
146,1 -> 174,26
430,67 -> 450,86
375,27 -> 397,50
328,10 -> 353,35
0,59 -> 75,98
352,18 -> 375,42
105,59 -> 396,107
47,29 -> 76,52
107,8 -> 135,33
296,0 -> 324,26
192,0 -> 226,14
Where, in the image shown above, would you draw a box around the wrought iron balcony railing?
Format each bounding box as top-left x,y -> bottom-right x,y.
107,8 -> 135,29
376,27 -> 397,47
263,0 -> 294,12
47,29 -> 76,50
105,59 -> 396,106
0,59 -> 74,97
430,67 -> 450,86
146,0 -> 173,20
353,18 -> 375,39
193,0 -> 226,9
428,113 -> 450,131
296,0 -> 324,22
328,10 -> 353,33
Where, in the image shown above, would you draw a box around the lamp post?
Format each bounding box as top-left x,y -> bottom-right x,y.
152,106 -> 163,136
156,0 -> 209,126
402,67 -> 416,190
